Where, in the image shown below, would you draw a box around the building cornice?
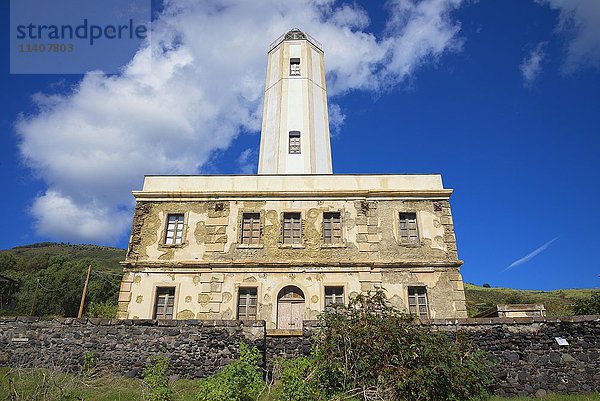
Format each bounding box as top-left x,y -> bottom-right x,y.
132,189 -> 454,201
121,260 -> 463,270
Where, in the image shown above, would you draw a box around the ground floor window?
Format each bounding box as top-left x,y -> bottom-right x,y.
154,287 -> 175,319
324,286 -> 344,306
237,287 -> 258,320
408,286 -> 428,318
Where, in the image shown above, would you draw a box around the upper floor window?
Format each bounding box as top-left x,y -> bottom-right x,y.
325,286 -> 344,307
241,212 -> 261,245
237,288 -> 258,320
290,58 -> 300,76
323,212 -> 342,244
408,286 -> 428,318
282,212 -> 302,244
154,287 -> 175,319
289,131 -> 301,154
164,213 -> 184,245
399,212 -> 419,244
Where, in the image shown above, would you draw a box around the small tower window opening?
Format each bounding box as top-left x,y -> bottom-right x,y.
289,131 -> 301,154
290,58 -> 300,76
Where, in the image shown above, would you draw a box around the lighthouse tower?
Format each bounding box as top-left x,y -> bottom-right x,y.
258,28 -> 333,174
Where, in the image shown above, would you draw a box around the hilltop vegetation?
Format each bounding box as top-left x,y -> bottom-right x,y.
0,242 -> 125,317
464,283 -> 597,317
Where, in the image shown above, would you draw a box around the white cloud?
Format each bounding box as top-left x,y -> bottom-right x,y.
520,42 -> 546,86
503,237 -> 559,272
237,148 -> 257,174
16,0 -> 466,244
537,0 -> 600,72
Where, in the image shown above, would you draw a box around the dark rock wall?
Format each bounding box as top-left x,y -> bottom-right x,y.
1,316 -> 598,397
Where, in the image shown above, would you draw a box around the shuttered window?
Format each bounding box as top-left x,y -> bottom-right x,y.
241,213 -> 261,245
408,287 -> 428,318
289,131 -> 301,154
237,288 -> 258,320
165,214 -> 184,245
323,212 -> 342,244
283,212 -> 302,244
325,286 -> 344,306
154,287 -> 175,319
399,212 -> 419,244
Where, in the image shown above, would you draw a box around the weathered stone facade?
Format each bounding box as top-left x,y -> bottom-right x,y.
2,316 -> 599,397
118,175 -> 467,326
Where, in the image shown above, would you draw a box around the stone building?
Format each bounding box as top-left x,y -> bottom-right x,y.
117,29 -> 468,329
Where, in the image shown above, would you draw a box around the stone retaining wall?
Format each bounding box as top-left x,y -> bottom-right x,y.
1,316 -> 599,397
0,317 -> 265,379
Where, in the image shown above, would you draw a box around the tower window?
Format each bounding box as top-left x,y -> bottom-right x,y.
164,213 -> 184,245
399,212 -> 419,244
289,131 -> 301,154
282,212 -> 302,244
290,58 -> 300,76
323,212 -> 342,244
408,286 -> 429,318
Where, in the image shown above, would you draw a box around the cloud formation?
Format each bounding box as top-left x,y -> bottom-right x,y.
520,42 -> 546,86
503,237 -> 559,272
537,0 -> 600,72
16,0 -> 466,243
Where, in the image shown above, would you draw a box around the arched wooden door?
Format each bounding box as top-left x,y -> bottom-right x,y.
277,286 -> 305,330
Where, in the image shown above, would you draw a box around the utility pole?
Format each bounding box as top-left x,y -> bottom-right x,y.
30,278 -> 39,316
78,265 -> 92,318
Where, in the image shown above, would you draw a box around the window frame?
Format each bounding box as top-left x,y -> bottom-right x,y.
282,212 -> 303,245
288,131 -> 301,154
153,286 -> 176,320
322,211 -> 343,245
240,212 -> 262,246
237,287 -> 258,320
324,286 -> 345,307
407,286 -> 429,319
398,212 -> 420,245
163,213 -> 186,246
290,57 -> 300,76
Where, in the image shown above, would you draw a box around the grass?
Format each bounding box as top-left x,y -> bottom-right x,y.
464,283 -> 596,317
2,368 -> 599,401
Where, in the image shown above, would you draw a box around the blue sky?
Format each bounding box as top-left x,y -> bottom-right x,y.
1,0 -> 599,291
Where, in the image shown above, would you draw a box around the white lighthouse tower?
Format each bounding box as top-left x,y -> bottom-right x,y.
258,28 -> 333,175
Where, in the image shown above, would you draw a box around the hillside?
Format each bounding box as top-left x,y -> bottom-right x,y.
0,243 -> 126,317
464,283 -> 596,317
1,242 -> 126,273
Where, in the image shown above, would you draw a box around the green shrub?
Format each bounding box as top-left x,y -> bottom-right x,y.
573,291 -> 600,315
196,343 -> 264,401
143,355 -> 174,401
275,356 -> 324,401
313,290 -> 493,401
86,301 -> 118,318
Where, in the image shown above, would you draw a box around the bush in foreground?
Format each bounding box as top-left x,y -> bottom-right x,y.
195,343 -> 264,401
309,290 -> 493,401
